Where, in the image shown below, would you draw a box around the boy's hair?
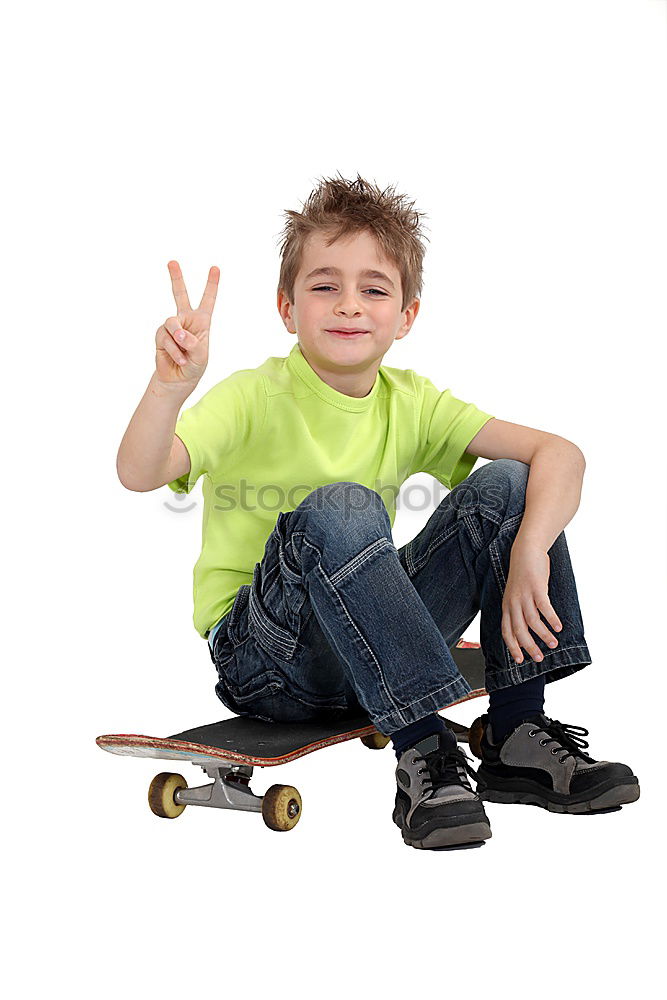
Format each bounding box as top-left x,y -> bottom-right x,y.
277,172 -> 429,312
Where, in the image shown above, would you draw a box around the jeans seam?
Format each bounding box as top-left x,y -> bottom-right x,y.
329,537 -> 393,587
248,589 -> 296,658
249,602 -> 293,648
486,642 -> 591,670
263,573 -> 281,604
232,679 -> 277,703
495,511 -> 524,536
484,643 -> 592,688
281,687 -> 350,711
290,530 -> 307,568
462,512 -> 484,552
409,523 -> 459,575
477,504 -> 504,527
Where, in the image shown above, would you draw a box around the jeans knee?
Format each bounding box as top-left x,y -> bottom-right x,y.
293,481 -> 390,532
488,459 -> 529,512
461,459 -> 529,519
491,458 -> 529,485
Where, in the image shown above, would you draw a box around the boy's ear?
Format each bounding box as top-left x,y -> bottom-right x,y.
277,288 -> 296,333
395,297 -> 420,340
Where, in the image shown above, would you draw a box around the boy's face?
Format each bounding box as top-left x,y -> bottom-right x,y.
277,229 -> 419,385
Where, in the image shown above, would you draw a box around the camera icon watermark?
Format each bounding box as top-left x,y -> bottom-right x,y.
163,491 -> 197,513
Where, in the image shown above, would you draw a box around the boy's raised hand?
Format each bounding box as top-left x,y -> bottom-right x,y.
154,261 -> 220,389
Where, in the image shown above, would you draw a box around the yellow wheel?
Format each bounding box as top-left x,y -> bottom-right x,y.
360,732 -> 390,750
468,716 -> 486,760
148,772 -> 188,818
261,784 -> 302,831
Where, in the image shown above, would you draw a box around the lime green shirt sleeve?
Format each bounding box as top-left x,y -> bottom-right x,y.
410,375 -> 495,489
167,371 -> 265,494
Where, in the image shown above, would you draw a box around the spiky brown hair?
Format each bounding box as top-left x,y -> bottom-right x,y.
276,172 -> 430,312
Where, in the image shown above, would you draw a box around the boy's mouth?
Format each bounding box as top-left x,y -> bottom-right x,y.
325,329 -> 369,338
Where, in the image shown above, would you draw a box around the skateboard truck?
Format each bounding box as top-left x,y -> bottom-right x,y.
174,764 -> 262,813
149,762 -> 304,831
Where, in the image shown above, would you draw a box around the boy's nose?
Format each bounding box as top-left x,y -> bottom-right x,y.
334,300 -> 363,315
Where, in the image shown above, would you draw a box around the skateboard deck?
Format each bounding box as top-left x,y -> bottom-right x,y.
96,640 -> 487,830
96,703 -> 484,768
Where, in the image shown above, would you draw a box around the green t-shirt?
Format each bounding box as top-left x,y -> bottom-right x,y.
168,342 -> 494,639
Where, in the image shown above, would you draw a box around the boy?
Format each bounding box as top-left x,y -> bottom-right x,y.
117,173 -> 639,849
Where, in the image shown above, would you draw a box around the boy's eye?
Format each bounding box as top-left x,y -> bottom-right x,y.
312,285 -> 387,296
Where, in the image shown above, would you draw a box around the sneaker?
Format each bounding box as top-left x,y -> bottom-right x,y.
475,712 -> 640,813
393,730 -> 492,848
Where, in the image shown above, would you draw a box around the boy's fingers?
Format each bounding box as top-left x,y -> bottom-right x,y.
164,316 -> 195,348
535,594 -> 562,633
504,592 -> 560,665
524,598 -> 559,649
510,604 -> 544,663
168,260 -> 192,314
198,265 -> 220,316
502,609 -> 524,664
157,325 -> 187,365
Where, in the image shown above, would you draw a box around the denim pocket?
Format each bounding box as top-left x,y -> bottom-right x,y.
273,511 -> 301,577
272,511 -> 308,632
248,561 -> 299,662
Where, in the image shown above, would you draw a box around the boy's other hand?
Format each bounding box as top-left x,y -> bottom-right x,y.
154,261 -> 220,390
501,539 -> 563,665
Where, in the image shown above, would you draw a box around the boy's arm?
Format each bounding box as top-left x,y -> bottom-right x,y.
465,417 -> 586,552
465,417 -> 586,665
117,260 -> 219,492
117,373 -> 192,492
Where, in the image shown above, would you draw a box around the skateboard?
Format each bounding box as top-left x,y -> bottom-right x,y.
96,639 -> 487,832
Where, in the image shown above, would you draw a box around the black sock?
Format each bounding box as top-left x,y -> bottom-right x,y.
488,673 -> 546,743
389,713 -> 456,759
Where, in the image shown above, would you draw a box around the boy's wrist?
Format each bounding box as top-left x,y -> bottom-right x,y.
149,370 -> 199,403
511,530 -> 550,555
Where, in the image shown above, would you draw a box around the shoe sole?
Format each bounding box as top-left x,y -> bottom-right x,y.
478,781 -> 640,813
393,805 -> 492,848
402,822 -> 492,849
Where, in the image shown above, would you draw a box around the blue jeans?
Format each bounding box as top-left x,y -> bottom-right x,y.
207,459 -> 592,735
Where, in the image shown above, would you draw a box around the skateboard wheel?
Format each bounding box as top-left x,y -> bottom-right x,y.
468,716 -> 486,760
148,772 -> 188,818
360,733 -> 390,750
261,784 -> 302,831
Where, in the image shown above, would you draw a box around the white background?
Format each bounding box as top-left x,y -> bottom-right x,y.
4,1 -> 665,996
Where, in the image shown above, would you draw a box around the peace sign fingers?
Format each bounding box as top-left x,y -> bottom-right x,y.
167,260 -> 192,314
198,265 -> 220,317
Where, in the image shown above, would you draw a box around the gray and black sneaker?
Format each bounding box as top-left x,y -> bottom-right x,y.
393,730 -> 492,849
475,712 -> 640,813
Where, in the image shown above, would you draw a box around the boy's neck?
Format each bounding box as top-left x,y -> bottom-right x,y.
297,344 -> 381,398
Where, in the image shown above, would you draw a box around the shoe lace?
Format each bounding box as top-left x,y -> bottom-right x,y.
528,718 -> 595,764
413,745 -> 478,795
